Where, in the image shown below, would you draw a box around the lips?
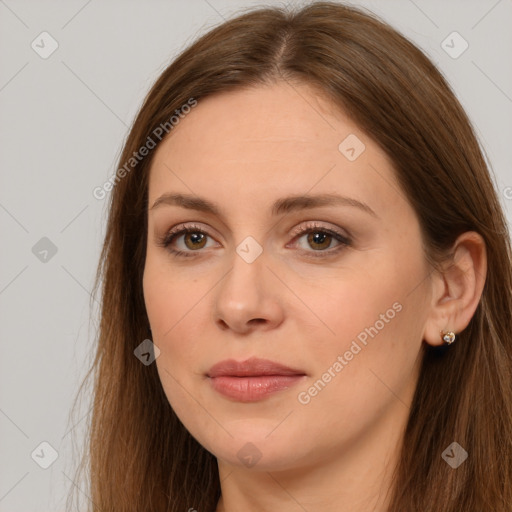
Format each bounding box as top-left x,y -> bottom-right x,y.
206,357 -> 306,402
207,357 -> 306,377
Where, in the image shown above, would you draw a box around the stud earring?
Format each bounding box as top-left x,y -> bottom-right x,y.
441,331 -> 457,344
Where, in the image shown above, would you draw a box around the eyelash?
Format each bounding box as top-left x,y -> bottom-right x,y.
156,222 -> 352,259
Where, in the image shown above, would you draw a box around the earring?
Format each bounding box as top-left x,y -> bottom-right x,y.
441,331 -> 457,344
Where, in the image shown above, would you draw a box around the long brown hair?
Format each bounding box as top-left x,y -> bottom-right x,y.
67,2 -> 512,510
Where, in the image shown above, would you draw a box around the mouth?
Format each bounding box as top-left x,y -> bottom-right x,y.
206,357 -> 307,402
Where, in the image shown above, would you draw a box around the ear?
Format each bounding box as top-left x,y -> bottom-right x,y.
423,231 -> 487,347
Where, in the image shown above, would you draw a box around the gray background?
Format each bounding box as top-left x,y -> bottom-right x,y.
1,0 -> 511,510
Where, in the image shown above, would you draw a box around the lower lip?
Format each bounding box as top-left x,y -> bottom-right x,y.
208,375 -> 306,402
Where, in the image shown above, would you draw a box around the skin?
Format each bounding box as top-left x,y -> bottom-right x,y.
142,80 -> 487,512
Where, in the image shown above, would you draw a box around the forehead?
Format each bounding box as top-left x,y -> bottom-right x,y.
155,82 -> 353,161
147,82 -> 403,220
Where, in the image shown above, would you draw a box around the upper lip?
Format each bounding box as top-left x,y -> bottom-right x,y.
207,357 -> 306,377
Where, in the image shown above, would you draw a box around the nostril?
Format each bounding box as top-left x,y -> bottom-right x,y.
249,318 -> 266,325
217,319 -> 229,330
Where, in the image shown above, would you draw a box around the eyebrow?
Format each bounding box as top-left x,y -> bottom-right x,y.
149,192 -> 378,218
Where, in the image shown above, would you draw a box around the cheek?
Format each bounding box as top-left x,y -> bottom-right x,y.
143,251 -> 204,336
143,257 -> 207,371
296,252 -> 426,404
301,258 -> 401,346
143,262 -> 211,425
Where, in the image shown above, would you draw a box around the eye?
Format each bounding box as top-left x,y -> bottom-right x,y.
156,223 -> 218,258
156,221 -> 352,259
287,222 -> 352,258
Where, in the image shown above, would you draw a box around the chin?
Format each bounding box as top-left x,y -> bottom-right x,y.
213,443 -> 306,472
198,426 -> 312,472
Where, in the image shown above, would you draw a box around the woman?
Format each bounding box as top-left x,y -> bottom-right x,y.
71,1 -> 512,511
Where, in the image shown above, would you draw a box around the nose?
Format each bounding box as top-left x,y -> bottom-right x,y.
213,248 -> 285,334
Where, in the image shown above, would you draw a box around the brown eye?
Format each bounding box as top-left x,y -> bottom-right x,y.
306,231 -> 334,250
289,223 -> 352,258
157,224 -> 217,258
183,232 -> 207,250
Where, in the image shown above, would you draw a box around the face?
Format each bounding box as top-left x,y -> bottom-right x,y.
143,81 -> 432,472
